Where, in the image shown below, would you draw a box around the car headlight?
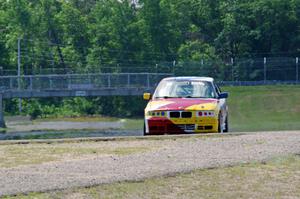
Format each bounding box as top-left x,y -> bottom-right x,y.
197,111 -> 215,117
147,111 -> 166,117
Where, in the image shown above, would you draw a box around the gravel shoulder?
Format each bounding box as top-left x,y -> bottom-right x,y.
0,131 -> 300,196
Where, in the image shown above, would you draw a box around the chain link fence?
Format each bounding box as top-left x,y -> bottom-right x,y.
1,57 -> 299,83
0,73 -> 172,92
173,57 -> 299,82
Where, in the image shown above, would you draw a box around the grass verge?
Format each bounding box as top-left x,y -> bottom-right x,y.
224,85 -> 300,132
4,154 -> 300,199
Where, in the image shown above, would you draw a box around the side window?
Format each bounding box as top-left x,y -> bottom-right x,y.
214,83 -> 221,95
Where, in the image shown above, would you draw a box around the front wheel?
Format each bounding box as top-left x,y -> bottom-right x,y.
218,113 -> 229,133
218,113 -> 222,133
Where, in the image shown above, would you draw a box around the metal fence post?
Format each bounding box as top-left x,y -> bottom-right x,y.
17,38 -> 21,88
264,57 -> 267,84
108,74 -> 111,88
88,74 -> 91,84
10,77 -> 13,90
173,60 -> 176,74
29,76 -> 33,90
49,76 -> 53,90
147,73 -> 150,89
127,74 -> 130,88
0,93 -> 6,128
296,57 -> 299,83
67,74 -> 71,90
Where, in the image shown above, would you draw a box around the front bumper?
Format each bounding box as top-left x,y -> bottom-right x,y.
145,117 -> 219,135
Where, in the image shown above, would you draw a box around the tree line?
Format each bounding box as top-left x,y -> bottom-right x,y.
0,0 -> 299,118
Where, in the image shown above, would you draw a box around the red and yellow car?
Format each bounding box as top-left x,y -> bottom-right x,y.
143,77 -> 228,135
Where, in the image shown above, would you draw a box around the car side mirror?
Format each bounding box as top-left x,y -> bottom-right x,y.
219,92 -> 229,99
143,93 -> 151,100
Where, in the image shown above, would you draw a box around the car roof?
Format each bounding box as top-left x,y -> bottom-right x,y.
163,76 -> 214,82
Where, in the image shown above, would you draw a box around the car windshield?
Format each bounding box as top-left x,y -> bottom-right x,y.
153,79 -> 217,99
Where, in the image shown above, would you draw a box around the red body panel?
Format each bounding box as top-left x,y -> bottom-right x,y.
147,117 -> 185,134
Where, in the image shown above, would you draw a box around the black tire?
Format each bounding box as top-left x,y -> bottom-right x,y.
218,113 -> 222,133
223,115 -> 229,133
218,113 -> 229,133
143,122 -> 148,136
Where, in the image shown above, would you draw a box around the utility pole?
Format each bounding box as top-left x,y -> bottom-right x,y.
17,38 -> 22,113
231,58 -> 234,81
296,57 -> 299,84
18,38 -> 21,79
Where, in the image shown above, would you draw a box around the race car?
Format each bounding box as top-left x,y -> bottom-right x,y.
143,77 -> 228,135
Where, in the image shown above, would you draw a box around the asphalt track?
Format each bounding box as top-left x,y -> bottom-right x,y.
0,131 -> 300,196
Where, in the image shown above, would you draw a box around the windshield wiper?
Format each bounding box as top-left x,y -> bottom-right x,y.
185,96 -> 210,98
155,96 -> 173,99
155,96 -> 181,99
156,96 -> 213,99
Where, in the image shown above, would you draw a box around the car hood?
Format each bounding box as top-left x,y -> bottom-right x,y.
146,98 -> 219,111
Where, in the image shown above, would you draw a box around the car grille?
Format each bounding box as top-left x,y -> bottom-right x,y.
177,124 -> 195,131
182,112 -> 192,118
170,111 -> 192,118
198,125 -> 213,130
170,112 -> 180,118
